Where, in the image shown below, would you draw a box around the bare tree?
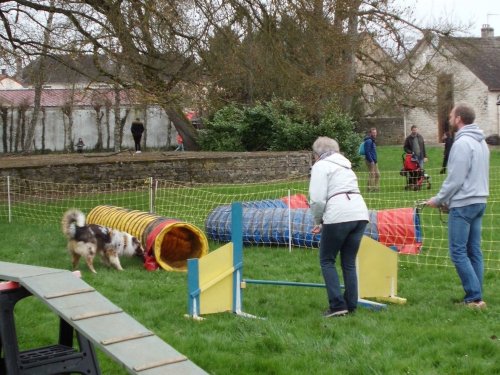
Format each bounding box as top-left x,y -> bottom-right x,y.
113,84 -> 122,151
0,1 -> 209,149
15,101 -> 28,152
91,90 -> 107,150
40,107 -> 46,152
0,0 -> 468,145
104,99 -> 111,149
22,0 -> 55,152
198,0 -> 466,116
1,106 -> 7,152
61,89 -> 76,151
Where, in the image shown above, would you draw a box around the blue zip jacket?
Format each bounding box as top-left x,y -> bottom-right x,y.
364,136 -> 377,163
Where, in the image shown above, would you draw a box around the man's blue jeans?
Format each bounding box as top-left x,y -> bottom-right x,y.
418,158 -> 424,170
448,203 -> 486,302
319,220 -> 367,311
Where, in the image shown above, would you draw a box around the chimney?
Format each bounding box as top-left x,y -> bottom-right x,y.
15,57 -> 22,79
481,24 -> 494,38
1,68 -> 6,76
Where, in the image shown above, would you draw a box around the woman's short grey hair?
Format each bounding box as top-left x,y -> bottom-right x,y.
312,136 -> 339,156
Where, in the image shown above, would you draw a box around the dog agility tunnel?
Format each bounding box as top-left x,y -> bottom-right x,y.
205,202 -> 422,254
87,205 -> 209,271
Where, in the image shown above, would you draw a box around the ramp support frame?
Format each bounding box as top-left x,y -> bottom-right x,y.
0,282 -> 101,375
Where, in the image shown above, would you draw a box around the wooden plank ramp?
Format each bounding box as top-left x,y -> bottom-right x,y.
0,261 -> 208,375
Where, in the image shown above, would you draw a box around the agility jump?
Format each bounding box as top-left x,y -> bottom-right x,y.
187,203 -> 406,319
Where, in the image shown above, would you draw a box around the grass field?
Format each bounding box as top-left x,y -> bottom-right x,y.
0,146 -> 499,374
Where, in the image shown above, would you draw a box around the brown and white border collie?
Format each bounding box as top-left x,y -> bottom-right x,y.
61,209 -> 145,273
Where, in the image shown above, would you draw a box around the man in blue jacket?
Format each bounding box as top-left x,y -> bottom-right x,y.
364,127 -> 380,192
427,103 -> 489,309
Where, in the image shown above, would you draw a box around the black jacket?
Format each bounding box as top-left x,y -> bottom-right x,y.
403,133 -> 426,159
131,121 -> 144,136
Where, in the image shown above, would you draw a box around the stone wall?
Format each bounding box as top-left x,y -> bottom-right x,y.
0,152 -> 312,184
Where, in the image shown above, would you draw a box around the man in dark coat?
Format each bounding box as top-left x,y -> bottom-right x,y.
404,125 -> 427,168
131,118 -> 145,153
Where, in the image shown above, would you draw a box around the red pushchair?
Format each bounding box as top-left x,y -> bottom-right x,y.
400,153 -> 431,191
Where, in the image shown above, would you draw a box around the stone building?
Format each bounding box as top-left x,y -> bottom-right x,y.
401,25 -> 500,143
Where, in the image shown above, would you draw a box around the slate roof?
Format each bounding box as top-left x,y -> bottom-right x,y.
20,53 -> 195,87
441,36 -> 500,91
0,89 -> 135,107
21,55 -> 116,85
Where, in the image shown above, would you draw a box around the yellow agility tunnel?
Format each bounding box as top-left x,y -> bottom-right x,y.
87,205 -> 209,271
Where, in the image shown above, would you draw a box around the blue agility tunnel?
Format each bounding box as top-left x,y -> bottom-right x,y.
205,205 -> 319,247
205,204 -> 421,253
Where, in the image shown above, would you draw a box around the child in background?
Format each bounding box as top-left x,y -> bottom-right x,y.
76,138 -> 85,153
175,134 -> 184,151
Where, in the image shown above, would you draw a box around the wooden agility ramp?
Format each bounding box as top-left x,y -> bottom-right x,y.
0,261 -> 207,375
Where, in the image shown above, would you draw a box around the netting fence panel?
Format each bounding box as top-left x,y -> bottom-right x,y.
1,167 -> 499,272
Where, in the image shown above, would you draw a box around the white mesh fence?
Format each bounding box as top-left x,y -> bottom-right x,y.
0,167 -> 499,272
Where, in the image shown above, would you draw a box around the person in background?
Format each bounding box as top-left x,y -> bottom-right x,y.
440,130 -> 454,174
427,103 -> 489,309
404,125 -> 428,169
131,118 -> 145,153
76,138 -> 85,153
175,133 -> 184,151
364,127 -> 380,192
309,136 -> 369,317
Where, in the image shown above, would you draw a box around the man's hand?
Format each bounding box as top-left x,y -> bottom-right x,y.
426,198 -> 438,208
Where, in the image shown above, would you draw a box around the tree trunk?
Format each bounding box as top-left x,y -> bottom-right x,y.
166,117 -> 172,149
105,105 -> 111,150
113,86 -> 121,151
9,108 -> 13,152
342,4 -> 360,111
94,105 -> 104,150
41,108 -> 46,152
1,107 -> 7,153
142,106 -> 148,149
15,107 -> 25,152
23,0 -> 55,152
62,104 -> 74,151
164,107 -> 200,151
120,108 -> 130,147
62,110 -> 67,150
67,112 -> 74,151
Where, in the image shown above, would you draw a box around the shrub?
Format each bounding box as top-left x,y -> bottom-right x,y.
198,105 -> 246,151
317,110 -> 364,164
200,100 -> 363,162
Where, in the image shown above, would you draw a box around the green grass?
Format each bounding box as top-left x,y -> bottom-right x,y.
0,145 -> 499,374
0,222 -> 498,374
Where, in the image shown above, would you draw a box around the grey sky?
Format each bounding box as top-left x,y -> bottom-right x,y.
400,0 -> 500,36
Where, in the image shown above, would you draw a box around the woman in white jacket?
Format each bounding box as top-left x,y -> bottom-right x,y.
309,137 -> 369,317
